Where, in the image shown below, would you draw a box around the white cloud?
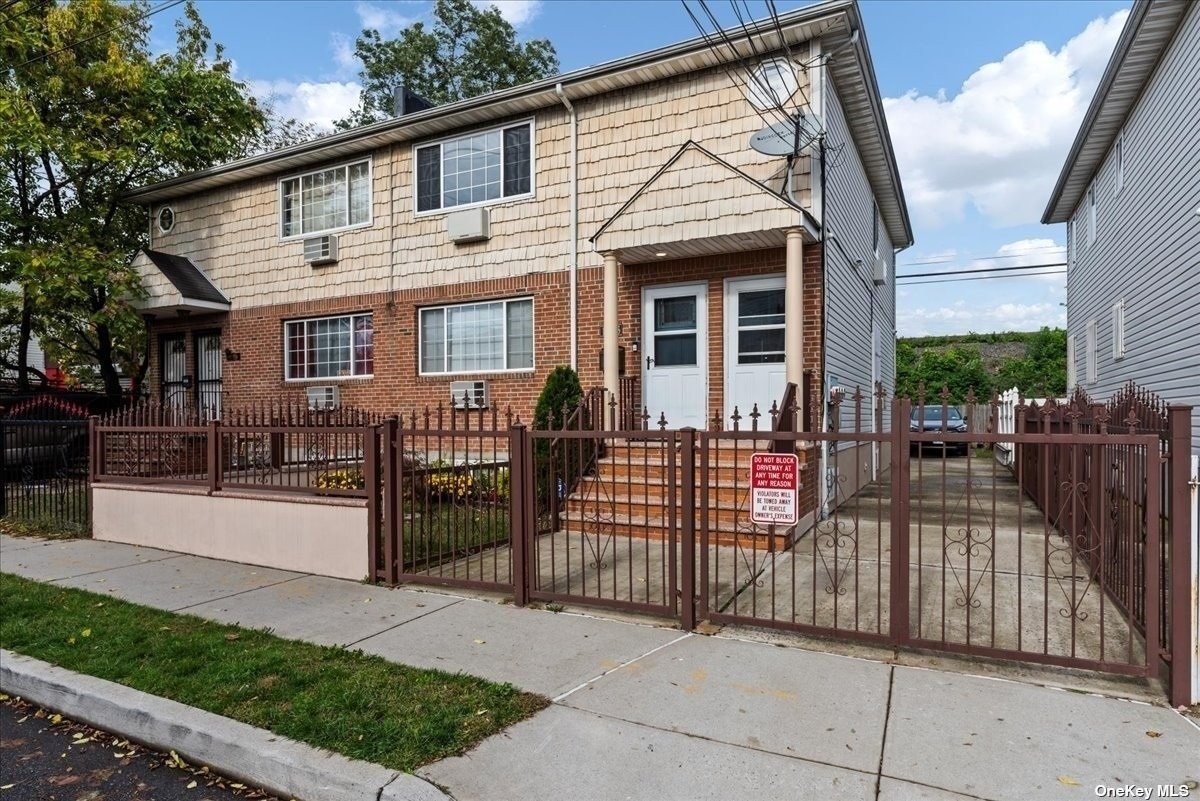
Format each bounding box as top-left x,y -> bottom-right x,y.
883,10 -> 1128,228
250,79 -> 362,131
330,32 -> 359,75
356,2 -> 420,36
473,0 -> 542,26
900,301 -> 1065,337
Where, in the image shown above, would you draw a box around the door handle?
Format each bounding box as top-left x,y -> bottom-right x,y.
646,355 -> 654,370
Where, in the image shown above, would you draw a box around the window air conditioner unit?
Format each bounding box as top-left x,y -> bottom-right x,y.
447,207 -> 490,244
303,235 -> 338,266
450,380 -> 488,410
306,385 -> 341,410
872,255 -> 888,286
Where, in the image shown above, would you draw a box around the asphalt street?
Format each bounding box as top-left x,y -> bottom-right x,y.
0,699 -> 278,801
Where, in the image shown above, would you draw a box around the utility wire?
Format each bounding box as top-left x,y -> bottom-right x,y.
8,0 -> 184,71
898,244 -> 1065,268
897,261 -> 1067,279
897,270 -> 1066,287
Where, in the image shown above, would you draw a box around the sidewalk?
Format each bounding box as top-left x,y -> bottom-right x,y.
2,533 -> 1197,801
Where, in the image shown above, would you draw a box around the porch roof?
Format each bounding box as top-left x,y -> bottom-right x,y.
590,141 -> 820,264
132,249 -> 231,318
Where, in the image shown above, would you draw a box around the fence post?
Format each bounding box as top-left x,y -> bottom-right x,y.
0,417 -> 6,518
889,397 -> 911,644
207,419 -> 220,495
1167,406 -> 1193,707
364,424 -> 381,584
382,418 -> 399,584
509,423 -> 529,607
679,427 -> 697,631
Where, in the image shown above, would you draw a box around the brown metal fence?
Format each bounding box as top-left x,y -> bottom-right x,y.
91,383 -> 1193,706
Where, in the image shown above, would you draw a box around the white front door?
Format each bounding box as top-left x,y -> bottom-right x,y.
725,276 -> 787,424
642,283 -> 707,429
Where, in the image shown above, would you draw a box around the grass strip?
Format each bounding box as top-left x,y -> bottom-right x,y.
0,573 -> 547,772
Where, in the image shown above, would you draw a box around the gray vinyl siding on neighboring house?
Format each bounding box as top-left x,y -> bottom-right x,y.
821,74 -> 897,432
1065,1 -> 1200,454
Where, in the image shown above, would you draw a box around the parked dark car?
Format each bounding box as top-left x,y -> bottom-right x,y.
909,406 -> 969,457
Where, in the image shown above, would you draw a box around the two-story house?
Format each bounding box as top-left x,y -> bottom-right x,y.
124,0 -> 911,436
1043,0 -> 1199,456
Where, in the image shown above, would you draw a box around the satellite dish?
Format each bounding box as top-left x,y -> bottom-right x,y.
749,118 -> 818,157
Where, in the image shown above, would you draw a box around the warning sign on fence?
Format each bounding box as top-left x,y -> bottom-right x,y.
750,452 -> 800,526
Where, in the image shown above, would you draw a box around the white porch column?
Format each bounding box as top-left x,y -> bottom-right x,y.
785,228 -> 805,388
603,252 -> 620,426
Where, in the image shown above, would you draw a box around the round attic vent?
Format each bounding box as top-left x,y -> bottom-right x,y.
157,206 -> 176,233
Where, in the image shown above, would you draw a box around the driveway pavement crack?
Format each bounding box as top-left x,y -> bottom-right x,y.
551,632 -> 692,702
170,573 -> 309,612
42,552 -> 185,582
343,597 -> 466,648
875,665 -> 895,800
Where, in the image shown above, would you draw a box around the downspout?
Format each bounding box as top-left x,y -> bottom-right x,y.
819,132 -> 830,518
556,83 -> 579,370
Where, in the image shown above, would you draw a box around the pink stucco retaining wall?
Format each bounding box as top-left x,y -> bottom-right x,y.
92,484 -> 369,581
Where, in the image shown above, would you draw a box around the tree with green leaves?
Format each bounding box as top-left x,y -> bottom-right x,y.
896,342 -> 992,403
338,0 -> 559,129
995,327 -> 1068,397
1,0 -> 296,396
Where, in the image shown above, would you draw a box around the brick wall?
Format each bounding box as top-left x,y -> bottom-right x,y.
147,245 -> 824,424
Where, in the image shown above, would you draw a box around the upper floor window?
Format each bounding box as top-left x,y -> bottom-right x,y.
1086,185 -> 1096,246
284,312 -> 374,380
419,297 -> 533,374
1111,299 -> 1125,360
871,199 -> 879,255
415,121 -> 533,213
280,160 -> 371,239
1066,219 -> 1074,269
1114,133 -> 1124,192
1085,319 -> 1097,384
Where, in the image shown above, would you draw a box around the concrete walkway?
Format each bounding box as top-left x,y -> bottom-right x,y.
2,533 -> 1197,801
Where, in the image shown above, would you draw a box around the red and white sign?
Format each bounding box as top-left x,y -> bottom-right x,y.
750,452 -> 800,526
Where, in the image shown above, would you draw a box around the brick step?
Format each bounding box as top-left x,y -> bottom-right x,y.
563,495 -> 749,525
601,444 -> 812,466
556,512 -> 794,550
574,476 -> 749,504
595,460 -> 758,483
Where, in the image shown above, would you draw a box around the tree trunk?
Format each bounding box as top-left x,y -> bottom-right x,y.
95,322 -> 124,399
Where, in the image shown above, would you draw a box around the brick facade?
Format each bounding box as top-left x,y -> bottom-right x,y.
147,245 -> 824,425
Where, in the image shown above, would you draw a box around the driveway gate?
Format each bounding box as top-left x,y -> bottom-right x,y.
374,383 -> 1194,706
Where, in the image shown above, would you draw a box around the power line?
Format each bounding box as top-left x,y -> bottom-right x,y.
9,0 -> 184,71
897,270 -> 1066,287
896,261 -> 1067,280
898,244 -> 1065,268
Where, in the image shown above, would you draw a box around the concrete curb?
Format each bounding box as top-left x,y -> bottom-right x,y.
0,649 -> 449,801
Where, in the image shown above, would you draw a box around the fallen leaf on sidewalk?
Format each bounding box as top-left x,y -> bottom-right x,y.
1,783 -> 15,790
49,714 -> 62,724
1145,730 -> 1161,738
1057,776 -> 1081,787
473,639 -> 486,645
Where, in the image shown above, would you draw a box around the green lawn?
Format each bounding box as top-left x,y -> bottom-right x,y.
0,573 -> 547,771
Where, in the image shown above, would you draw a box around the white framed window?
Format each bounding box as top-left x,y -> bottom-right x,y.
414,120 -> 533,214
1111,299 -> 1125,359
1066,334 -> 1077,389
419,297 -> 533,375
1085,319 -> 1097,384
284,312 -> 374,380
1086,184 -> 1096,246
1066,219 -> 1074,269
871,198 -> 879,255
280,159 -> 372,239
1114,132 -> 1124,193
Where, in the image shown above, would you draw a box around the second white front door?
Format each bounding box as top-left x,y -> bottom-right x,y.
642,283 -> 708,429
725,276 -> 787,424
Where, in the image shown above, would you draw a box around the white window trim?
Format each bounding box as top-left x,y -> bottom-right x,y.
1114,131 -> 1124,193
1111,299 -> 1125,360
418,296 -> 536,376
1066,333 -> 1077,389
412,118 -> 536,217
1086,184 -> 1097,246
282,311 -> 375,382
278,157 -> 374,242
1066,218 -> 1075,269
1085,319 -> 1097,384
156,206 -> 176,234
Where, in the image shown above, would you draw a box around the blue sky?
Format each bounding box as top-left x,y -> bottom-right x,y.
150,0 -> 1133,337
